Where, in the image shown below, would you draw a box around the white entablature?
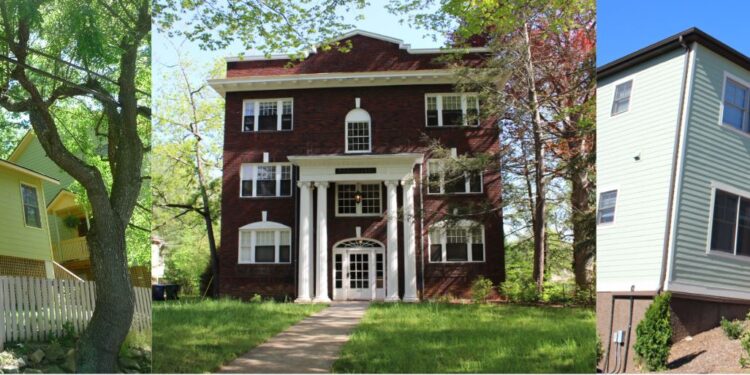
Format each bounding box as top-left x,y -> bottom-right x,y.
287,153 -> 423,183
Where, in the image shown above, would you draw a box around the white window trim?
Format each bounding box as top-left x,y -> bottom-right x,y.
719,72 -> 750,135
596,188 -> 619,226
705,181 -> 750,259
426,159 -> 484,195
238,228 -> 292,264
242,98 -> 294,132
19,182 -> 43,230
427,221 -> 485,263
239,162 -> 293,198
610,79 -> 633,116
345,121 -> 372,154
424,93 -> 480,127
335,182 -> 382,217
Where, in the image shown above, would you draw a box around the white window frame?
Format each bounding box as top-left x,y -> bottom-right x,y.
719,72 -> 750,136
427,221 -> 485,263
597,189 -> 619,226
238,228 -> 292,264
426,159 -> 483,195
239,163 -> 293,198
610,80 -> 633,116
424,93 -> 480,127
19,182 -> 42,229
344,108 -> 372,154
335,183 -> 382,217
242,98 -> 294,132
706,182 -> 750,259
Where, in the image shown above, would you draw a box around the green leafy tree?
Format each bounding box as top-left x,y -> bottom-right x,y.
0,0 -> 150,371
634,292 -> 673,371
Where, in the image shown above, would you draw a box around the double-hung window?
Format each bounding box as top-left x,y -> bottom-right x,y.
240,163 -> 292,198
242,98 -> 293,132
345,108 -> 372,153
597,190 -> 618,225
722,77 -> 750,132
336,183 -> 381,216
239,229 -> 292,264
429,222 -> 485,263
425,93 -> 480,127
611,80 -> 632,115
20,184 -> 42,228
710,188 -> 750,257
427,159 -> 482,194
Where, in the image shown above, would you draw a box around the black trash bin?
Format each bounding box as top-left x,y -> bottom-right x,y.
152,284 -> 166,301
165,284 -> 181,300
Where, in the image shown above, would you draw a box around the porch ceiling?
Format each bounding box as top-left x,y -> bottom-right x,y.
288,153 -> 423,183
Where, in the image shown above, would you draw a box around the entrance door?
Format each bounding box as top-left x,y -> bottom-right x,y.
332,239 -> 385,301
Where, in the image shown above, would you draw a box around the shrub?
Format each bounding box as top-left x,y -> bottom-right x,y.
634,292 -> 673,371
720,316 -> 744,340
741,331 -> 750,368
500,276 -> 539,303
542,282 -> 573,304
471,276 -> 494,304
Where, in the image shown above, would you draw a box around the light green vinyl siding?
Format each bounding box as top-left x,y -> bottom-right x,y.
13,137 -> 75,203
596,48 -> 686,292
669,44 -> 750,294
0,168 -> 53,261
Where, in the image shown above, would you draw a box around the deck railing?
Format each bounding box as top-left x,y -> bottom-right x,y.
53,237 -> 90,263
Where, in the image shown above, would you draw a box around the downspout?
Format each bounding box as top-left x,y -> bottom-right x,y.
658,36 -> 692,293
419,162 -> 426,297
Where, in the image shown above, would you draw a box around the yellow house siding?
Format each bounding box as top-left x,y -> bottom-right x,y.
0,167 -> 54,261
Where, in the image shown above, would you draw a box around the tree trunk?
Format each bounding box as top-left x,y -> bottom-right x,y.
195,141 -> 220,298
571,154 -> 594,289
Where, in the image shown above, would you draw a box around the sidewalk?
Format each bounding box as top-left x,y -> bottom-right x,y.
219,301 -> 369,373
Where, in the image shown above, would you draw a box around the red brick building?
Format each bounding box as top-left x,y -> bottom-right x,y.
209,30 -> 503,302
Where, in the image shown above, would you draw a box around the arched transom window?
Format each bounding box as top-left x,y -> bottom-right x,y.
334,238 -> 384,249
345,107 -> 371,153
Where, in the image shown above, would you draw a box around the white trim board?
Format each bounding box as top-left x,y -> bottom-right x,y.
667,280 -> 750,301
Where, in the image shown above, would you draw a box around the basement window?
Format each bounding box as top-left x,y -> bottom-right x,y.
242,98 -> 293,132
710,188 -> 750,257
240,163 -> 292,198
597,190 -> 618,225
20,183 -> 42,228
429,221 -> 485,263
425,93 -> 480,127
611,80 -> 632,116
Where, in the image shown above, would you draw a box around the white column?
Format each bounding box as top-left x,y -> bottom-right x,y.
313,181 -> 331,302
401,179 -> 418,302
296,181 -> 313,303
385,180 -> 400,302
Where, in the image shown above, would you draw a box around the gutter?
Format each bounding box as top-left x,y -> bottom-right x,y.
658,36 -> 693,293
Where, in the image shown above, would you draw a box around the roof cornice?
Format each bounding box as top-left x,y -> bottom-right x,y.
0,159 -> 60,184
598,27 -> 750,79
208,70 -> 457,96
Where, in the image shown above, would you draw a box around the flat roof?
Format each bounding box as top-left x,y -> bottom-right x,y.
597,27 -> 750,79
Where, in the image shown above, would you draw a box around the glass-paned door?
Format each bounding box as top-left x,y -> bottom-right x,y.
347,252 -> 370,300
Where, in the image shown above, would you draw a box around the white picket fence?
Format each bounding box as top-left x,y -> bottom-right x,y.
0,276 -> 151,350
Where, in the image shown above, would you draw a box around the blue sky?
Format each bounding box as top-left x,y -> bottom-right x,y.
598,0 -> 750,66
153,3 -> 444,77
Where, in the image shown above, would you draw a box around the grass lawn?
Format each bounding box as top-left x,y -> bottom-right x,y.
333,302 -> 597,373
152,299 -> 326,373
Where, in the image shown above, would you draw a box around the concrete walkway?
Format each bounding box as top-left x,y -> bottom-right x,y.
219,301 -> 369,373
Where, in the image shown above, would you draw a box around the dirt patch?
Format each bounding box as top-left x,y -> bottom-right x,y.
667,324 -> 749,373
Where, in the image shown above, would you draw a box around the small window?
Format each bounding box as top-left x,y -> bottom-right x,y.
722,78 -> 749,131
20,184 -> 41,228
242,99 -> 293,132
336,183 -> 381,216
345,108 -> 372,153
425,93 -> 480,127
238,228 -> 292,264
427,159 -> 483,194
597,190 -> 618,225
429,222 -> 485,263
710,188 -> 750,257
611,80 -> 632,116
240,163 -> 293,198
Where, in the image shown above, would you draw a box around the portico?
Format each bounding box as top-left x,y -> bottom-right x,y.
288,153 -> 423,302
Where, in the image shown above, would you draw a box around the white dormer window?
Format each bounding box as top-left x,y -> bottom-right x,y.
238,213 -> 292,264
611,80 -> 632,116
345,102 -> 371,153
425,93 -> 480,127
243,98 -> 293,132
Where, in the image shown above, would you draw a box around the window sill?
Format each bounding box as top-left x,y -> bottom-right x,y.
239,195 -> 293,199
719,123 -> 750,139
426,191 -> 484,196
705,250 -> 750,264
335,213 -> 383,218
428,260 -> 486,264
241,129 -> 294,133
